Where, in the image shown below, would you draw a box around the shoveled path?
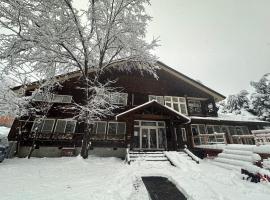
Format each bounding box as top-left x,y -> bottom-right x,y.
142,177 -> 187,200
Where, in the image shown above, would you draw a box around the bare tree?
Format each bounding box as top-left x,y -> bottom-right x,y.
0,0 -> 158,158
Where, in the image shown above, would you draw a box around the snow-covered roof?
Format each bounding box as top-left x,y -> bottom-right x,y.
116,100 -> 191,123
191,110 -> 268,123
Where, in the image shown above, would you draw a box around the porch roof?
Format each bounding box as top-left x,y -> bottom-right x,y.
116,100 -> 191,123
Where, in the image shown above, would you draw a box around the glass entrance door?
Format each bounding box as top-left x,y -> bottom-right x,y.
140,128 -> 158,149
134,120 -> 167,150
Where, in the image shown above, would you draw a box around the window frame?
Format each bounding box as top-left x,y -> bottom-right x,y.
188,99 -> 202,114
31,118 -> 55,134
107,122 -> 126,140
110,92 -> 128,106
54,119 -> 76,134
148,95 -> 164,105
164,96 -> 188,115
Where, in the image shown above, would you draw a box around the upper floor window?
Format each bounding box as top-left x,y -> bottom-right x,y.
165,96 -> 188,115
149,95 -> 164,105
32,93 -> 72,103
110,92 -> 128,106
188,100 -> 202,114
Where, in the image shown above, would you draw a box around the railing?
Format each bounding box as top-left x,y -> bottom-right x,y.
252,129 -> 270,145
125,144 -> 131,164
193,133 -> 227,146
183,146 -> 200,164
231,135 -> 255,145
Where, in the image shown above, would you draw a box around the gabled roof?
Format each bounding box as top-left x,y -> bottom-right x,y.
116,100 -> 191,124
12,60 -> 226,102
156,61 -> 226,102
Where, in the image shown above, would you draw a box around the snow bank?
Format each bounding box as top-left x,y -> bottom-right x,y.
0,156 -> 270,200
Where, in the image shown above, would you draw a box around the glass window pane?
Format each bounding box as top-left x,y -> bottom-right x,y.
149,95 -> 156,101
54,120 -> 66,133
158,122 -> 165,127
134,121 -> 140,126
156,96 -> 164,105
206,126 -> 214,134
241,126 -> 249,135
180,104 -> 187,114
52,95 -> 63,103
173,103 -> 179,112
108,123 -> 117,135
165,102 -> 172,107
191,125 -> 199,136
172,97 -> 178,102
117,123 -> 126,135
199,125 -> 206,134
228,126 -> 237,135
42,120 -> 55,133
236,127 -> 243,135
179,97 -> 186,103
31,119 -> 43,132
165,96 -> 171,102
96,122 -> 106,134
65,121 -> 76,133
214,126 -> 221,133
141,121 -> 156,126
62,96 -> 72,103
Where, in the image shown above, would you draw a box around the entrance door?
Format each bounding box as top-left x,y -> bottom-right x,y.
140,128 -> 158,149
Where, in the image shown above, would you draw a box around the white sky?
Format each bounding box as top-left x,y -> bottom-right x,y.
145,0 -> 270,96
1,0 -> 269,97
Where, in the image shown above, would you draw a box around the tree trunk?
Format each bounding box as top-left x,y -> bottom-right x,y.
81,122 -> 90,159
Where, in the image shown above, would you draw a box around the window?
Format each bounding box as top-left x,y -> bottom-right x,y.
206,125 -> 222,134
181,128 -> 187,142
32,93 -> 72,103
110,92 -> 128,105
31,118 -> 55,133
107,122 -> 126,139
164,96 -> 187,114
191,124 -> 206,136
91,121 -> 107,139
54,119 -> 76,134
188,100 -> 202,114
149,95 -> 164,105
51,94 -> 72,103
32,93 -> 53,102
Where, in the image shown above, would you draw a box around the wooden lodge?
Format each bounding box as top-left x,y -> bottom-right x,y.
7,61 -> 270,158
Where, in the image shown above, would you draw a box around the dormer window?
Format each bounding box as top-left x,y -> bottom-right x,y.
188,100 -> 202,114
110,92 -> 128,106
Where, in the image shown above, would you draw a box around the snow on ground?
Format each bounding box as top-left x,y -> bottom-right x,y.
0,155 -> 270,200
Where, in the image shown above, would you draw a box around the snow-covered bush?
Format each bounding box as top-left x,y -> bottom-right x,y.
250,73 -> 270,122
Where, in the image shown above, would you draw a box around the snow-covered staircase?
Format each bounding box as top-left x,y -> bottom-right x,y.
212,146 -> 261,170
165,150 -> 200,168
128,150 -> 169,163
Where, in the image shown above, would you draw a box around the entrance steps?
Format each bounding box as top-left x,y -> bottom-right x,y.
128,150 -> 169,162
211,145 -> 261,170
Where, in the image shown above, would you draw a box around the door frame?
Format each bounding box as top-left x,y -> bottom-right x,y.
133,120 -> 167,150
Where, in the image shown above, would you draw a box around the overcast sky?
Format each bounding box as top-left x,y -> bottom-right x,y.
145,0 -> 270,97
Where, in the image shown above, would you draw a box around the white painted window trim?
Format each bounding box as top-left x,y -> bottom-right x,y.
110,92 -> 128,106
181,128 -> 187,142
31,118 -> 55,133
148,95 -> 164,105
191,124 -> 206,135
54,119 -> 76,133
93,121 -> 107,135
164,96 -> 188,115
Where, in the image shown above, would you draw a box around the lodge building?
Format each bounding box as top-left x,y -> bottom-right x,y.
8,61 -> 270,158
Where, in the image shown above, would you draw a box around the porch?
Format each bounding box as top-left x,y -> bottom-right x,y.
116,100 -> 191,151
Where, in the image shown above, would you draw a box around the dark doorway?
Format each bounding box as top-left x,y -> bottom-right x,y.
142,176 -> 187,200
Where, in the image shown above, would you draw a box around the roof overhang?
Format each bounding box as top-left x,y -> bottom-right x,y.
157,61 -> 226,102
116,100 -> 191,124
